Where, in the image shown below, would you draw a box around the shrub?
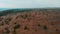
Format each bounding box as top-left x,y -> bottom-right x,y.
5,18 -> 12,25
14,24 -> 20,29
37,24 -> 40,27
13,24 -> 20,34
0,17 -> 3,21
20,14 -> 28,19
0,22 -> 4,26
4,27 -> 10,34
24,26 -> 29,30
43,26 -> 48,30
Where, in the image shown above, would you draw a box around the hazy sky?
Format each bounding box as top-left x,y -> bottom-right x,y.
0,0 -> 60,8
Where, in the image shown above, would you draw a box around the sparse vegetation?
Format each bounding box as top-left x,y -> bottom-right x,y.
0,22 -> 4,26
14,22 -> 17,24
37,24 -> 40,27
56,29 -> 59,31
43,26 -> 48,30
24,26 -> 29,30
16,16 -> 19,19
5,18 -> 12,25
14,24 -> 20,29
20,15 -> 28,19
13,23 -> 20,34
4,27 -> 10,34
0,17 -> 3,21
13,28 -> 16,34
0,8 -> 60,34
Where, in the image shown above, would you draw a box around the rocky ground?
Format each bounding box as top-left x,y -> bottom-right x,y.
0,9 -> 60,34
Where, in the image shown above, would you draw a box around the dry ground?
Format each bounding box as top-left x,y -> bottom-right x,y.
0,10 -> 60,34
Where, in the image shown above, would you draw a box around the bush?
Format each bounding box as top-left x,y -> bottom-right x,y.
5,18 -> 12,25
0,17 -> 3,21
0,22 -> 4,26
13,24 -> 20,34
43,26 -> 48,30
24,26 -> 29,30
4,27 -> 10,34
14,24 -> 20,29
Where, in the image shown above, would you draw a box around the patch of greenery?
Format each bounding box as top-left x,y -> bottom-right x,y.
0,9 -> 32,16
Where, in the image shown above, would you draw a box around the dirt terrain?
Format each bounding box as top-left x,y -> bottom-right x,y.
0,9 -> 60,34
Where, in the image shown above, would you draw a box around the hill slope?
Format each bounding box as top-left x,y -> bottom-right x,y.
0,9 -> 60,34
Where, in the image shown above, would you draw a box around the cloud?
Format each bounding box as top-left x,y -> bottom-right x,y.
0,0 -> 60,8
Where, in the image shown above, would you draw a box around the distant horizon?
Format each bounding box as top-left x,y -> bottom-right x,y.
0,7 -> 60,11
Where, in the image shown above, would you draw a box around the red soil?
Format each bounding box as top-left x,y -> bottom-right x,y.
0,10 -> 60,34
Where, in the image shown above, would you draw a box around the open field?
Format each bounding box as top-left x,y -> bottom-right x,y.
0,9 -> 60,34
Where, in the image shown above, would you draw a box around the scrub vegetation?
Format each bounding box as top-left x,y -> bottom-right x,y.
0,8 -> 60,34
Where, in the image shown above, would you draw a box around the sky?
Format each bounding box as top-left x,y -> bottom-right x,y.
0,0 -> 60,8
